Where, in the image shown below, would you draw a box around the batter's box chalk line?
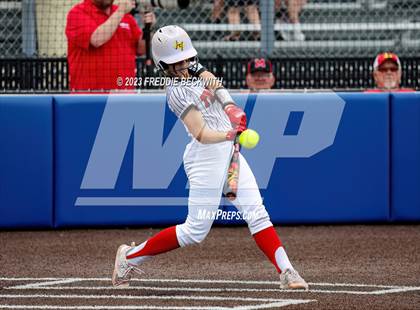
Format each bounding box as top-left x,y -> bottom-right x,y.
1,277 -> 420,295
0,277 -> 314,310
1,277 -> 420,309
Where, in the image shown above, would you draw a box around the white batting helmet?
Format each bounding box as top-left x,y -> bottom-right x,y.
151,25 -> 198,73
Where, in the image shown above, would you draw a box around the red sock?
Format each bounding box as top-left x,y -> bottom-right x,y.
253,226 -> 283,273
127,226 -> 179,259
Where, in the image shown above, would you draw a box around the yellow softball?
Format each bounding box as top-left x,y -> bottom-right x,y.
238,129 -> 260,149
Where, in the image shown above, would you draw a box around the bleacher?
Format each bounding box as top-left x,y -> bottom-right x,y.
156,0 -> 420,58
0,0 -> 419,59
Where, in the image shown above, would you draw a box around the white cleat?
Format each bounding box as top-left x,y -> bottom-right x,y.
280,268 -> 309,290
111,244 -> 144,287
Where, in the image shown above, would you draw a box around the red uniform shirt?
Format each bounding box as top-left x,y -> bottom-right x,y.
66,0 -> 142,92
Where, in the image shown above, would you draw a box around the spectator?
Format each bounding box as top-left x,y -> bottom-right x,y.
213,0 -> 260,41
366,52 -> 414,92
65,0 -> 156,92
246,57 -> 276,90
275,0 -> 306,41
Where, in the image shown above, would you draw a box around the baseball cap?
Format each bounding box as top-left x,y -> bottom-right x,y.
373,52 -> 401,70
247,58 -> 273,74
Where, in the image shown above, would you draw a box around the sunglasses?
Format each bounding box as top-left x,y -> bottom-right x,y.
378,67 -> 399,73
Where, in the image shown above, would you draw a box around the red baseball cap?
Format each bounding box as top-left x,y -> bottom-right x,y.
247,58 -> 273,74
373,52 -> 401,70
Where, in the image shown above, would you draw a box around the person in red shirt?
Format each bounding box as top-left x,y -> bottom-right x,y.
65,0 -> 155,92
365,52 -> 415,93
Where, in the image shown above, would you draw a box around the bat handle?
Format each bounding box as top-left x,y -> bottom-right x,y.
226,141 -> 241,201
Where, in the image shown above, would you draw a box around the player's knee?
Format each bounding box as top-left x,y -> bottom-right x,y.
246,205 -> 272,235
182,227 -> 210,245
190,229 -> 209,244
176,221 -> 212,246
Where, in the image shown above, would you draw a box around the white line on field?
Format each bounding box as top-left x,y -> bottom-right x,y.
5,285 -> 420,295
7,279 -> 80,289
368,287 -> 420,295
0,300 -> 315,310
232,300 -> 314,310
0,277 -> 411,289
0,277 -> 283,285
0,294 -> 310,303
5,285 -> 282,292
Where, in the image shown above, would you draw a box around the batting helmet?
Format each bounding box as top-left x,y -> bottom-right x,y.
151,25 -> 198,74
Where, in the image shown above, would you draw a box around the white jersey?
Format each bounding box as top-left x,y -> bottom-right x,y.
166,81 -> 232,137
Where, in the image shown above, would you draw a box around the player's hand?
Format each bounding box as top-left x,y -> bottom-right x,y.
224,104 -> 247,133
142,11 -> 156,26
116,0 -> 135,14
188,61 -> 206,77
226,129 -> 237,141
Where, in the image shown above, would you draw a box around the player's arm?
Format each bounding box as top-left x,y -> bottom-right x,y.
214,87 -> 247,134
90,0 -> 134,48
188,67 -> 248,135
188,62 -> 222,91
182,106 -> 235,143
199,70 -> 223,91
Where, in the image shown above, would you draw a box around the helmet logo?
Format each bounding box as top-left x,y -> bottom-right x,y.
173,41 -> 184,51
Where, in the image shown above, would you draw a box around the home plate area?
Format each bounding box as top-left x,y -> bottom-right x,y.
1,277 -> 420,309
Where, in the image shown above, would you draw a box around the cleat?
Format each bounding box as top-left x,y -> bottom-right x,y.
112,244 -> 144,287
280,268 -> 309,290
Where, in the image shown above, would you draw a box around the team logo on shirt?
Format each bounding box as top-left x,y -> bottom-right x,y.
173,41 -> 184,51
200,89 -> 215,108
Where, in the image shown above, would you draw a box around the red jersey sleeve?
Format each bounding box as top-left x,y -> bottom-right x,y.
66,6 -> 98,50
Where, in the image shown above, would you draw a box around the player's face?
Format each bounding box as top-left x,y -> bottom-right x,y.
168,59 -> 190,78
374,60 -> 401,90
246,72 -> 275,90
92,0 -> 114,10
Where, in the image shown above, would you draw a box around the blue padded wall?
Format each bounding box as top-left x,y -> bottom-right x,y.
53,93 -> 390,227
391,93 -> 420,221
2,92 -> 419,228
223,93 -> 390,224
0,96 -> 53,228
53,95 -> 188,227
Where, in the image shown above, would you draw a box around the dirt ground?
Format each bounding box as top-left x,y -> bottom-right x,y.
1,225 -> 420,309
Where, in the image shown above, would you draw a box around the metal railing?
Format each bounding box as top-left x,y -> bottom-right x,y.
1,57 -> 419,92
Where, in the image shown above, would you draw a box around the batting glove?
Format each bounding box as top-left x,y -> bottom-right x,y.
224,104 -> 247,133
188,61 -> 207,77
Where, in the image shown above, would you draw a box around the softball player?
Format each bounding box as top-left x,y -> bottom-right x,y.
112,25 -> 308,290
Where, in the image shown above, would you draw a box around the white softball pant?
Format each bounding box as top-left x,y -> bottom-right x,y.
176,140 -> 272,247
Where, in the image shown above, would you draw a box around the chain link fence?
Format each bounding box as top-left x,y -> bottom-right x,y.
1,0 -> 420,59
1,0 -> 419,92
